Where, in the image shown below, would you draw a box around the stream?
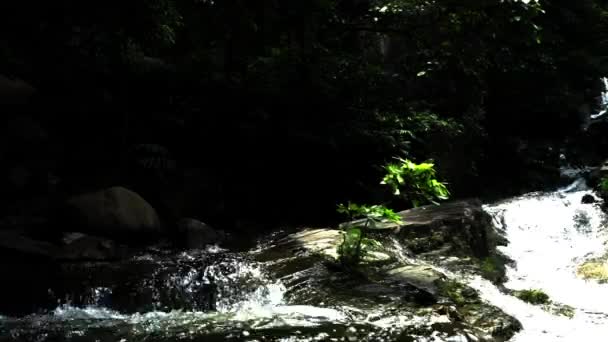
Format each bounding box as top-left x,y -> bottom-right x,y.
0,175 -> 607,341
474,174 -> 608,341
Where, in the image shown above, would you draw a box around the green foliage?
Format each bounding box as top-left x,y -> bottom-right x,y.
599,177 -> 608,194
381,158 -> 450,207
337,227 -> 364,266
437,280 -> 479,306
512,288 -> 575,317
0,0 -> 606,225
550,304 -> 575,318
479,256 -> 504,283
514,289 -> 550,305
335,203 -> 400,267
336,157 -> 450,267
336,202 -> 403,227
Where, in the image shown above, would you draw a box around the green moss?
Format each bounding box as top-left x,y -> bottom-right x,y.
513,289 -> 550,305
510,289 -> 575,318
406,234 -> 446,254
577,261 -> 608,281
480,257 -> 500,280
549,304 -> 575,318
437,280 -> 479,306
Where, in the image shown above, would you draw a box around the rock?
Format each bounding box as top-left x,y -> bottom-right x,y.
341,200 -> 498,259
362,250 -> 392,263
59,232 -> 130,260
0,230 -> 60,259
60,186 -> 162,241
386,265 -> 446,296
275,228 -> 344,260
601,160 -> 608,177
176,218 -> 224,249
582,194 -> 597,204
0,249 -> 219,316
461,303 -> 523,341
588,159 -> 608,186
577,261 -> 608,281
0,230 -> 129,261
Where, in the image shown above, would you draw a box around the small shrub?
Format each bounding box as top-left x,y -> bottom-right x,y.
336,157 -> 449,267
336,203 -> 401,267
514,289 -> 550,305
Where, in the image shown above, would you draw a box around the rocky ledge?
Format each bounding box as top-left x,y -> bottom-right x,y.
255,200 -> 521,341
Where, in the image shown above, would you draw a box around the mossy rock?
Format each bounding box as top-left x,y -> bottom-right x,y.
510,288 -> 575,318
436,279 -> 479,306
577,261 -> 608,282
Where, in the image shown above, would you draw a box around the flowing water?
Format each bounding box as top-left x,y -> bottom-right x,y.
2,175 -> 608,341
474,174 -> 608,341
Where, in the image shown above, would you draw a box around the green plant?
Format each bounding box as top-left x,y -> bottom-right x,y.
550,304 -> 575,318
337,202 -> 403,228
514,289 -> 550,305
599,177 -> 608,194
336,203 -> 402,267
381,158 -> 450,207
336,158 -> 450,267
479,256 -> 505,283
438,280 -> 468,306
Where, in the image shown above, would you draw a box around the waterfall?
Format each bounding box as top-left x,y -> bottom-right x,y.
590,77 -> 608,120
584,77 -> 608,131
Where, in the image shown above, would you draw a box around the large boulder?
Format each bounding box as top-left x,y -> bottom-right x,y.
254,227 -> 520,341
341,200 -> 499,259
59,186 -> 162,241
176,218 -> 225,249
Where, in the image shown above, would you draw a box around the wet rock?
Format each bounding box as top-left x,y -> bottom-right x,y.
0,230 -> 130,261
362,250 -> 392,263
461,303 -> 522,341
341,200 -> 498,259
577,260 -> 608,281
0,230 -> 61,259
340,200 -> 511,282
59,186 -> 162,241
581,194 -> 597,204
59,232 -> 130,260
386,265 -> 445,296
176,218 -> 225,249
0,250 -> 221,316
275,228 -> 344,260
587,159 -> 608,186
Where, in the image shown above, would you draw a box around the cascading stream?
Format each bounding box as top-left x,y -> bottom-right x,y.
5,174 -> 608,341
473,176 -> 608,341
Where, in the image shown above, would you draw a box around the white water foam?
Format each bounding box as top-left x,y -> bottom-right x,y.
475,180 -> 608,341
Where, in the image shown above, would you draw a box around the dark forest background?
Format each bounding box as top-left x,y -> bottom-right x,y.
1,0 -> 608,230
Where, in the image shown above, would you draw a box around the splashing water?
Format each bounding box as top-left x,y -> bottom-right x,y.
6,177 -> 608,341
590,77 -> 608,120
474,178 -> 608,341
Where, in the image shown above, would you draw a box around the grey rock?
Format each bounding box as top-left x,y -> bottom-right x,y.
341,200 -> 498,259
61,186 -> 162,240
177,218 -> 224,249
59,232 -> 129,260
386,264 -> 446,295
